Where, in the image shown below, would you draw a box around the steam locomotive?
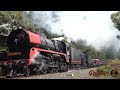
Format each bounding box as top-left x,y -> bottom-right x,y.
0,27 -> 104,77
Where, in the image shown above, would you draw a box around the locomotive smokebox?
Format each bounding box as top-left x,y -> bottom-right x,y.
6,28 -> 30,59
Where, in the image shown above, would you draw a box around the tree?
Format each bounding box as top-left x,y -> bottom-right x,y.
0,11 -> 23,35
111,11 -> 120,40
111,11 -> 120,60
101,45 -> 117,60
96,51 -> 107,60
111,11 -> 120,31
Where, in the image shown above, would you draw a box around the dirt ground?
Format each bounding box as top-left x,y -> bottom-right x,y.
9,67 -> 102,79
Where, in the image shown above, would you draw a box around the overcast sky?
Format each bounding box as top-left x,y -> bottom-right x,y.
49,11 -> 120,50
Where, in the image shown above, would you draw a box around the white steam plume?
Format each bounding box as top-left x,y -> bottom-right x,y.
32,11 -> 120,51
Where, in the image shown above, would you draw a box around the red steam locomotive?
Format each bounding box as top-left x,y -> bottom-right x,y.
0,27 -> 103,77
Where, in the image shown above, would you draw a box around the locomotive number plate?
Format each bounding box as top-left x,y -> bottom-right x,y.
7,52 -> 21,56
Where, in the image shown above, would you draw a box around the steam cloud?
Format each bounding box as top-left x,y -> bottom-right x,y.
32,11 -> 120,51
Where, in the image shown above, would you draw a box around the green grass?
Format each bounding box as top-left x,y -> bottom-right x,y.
97,60 -> 120,79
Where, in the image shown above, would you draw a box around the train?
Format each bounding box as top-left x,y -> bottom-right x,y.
0,27 -> 105,77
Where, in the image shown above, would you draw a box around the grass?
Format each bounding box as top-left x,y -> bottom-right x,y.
97,60 -> 120,79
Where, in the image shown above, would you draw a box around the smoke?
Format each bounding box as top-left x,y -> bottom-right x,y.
59,12 -> 119,49
31,11 -> 62,35
31,11 -> 120,52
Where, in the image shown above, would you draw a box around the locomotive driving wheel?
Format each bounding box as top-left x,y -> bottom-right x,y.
6,69 -> 14,78
53,67 -> 58,73
53,61 -> 59,73
35,68 -> 40,75
41,66 -> 47,74
48,67 -> 54,73
23,65 -> 30,76
64,63 -> 68,71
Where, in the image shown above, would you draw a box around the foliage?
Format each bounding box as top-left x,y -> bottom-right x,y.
0,11 -> 23,35
111,11 -> 120,41
0,11 -> 22,25
111,11 -> 120,31
110,11 -> 120,60
97,60 -> 120,79
101,45 -> 117,60
97,51 -> 107,60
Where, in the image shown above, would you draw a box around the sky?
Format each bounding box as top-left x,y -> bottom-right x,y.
48,11 -> 120,50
